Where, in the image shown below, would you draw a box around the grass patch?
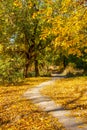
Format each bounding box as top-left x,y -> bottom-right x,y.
0,77 -> 65,130
41,76 -> 87,123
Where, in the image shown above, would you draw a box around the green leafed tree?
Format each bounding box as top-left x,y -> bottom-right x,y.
0,0 -> 55,84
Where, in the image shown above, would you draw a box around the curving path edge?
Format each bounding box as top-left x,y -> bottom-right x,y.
23,78 -> 87,130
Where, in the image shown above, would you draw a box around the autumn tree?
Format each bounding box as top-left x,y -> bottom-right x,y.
0,0 -> 55,83
0,0 -> 87,84
42,0 -> 87,70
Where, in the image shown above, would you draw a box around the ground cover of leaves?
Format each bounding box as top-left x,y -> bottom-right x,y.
0,77 -> 65,130
41,76 -> 87,123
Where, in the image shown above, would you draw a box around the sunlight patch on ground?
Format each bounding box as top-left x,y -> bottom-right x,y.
41,76 -> 87,123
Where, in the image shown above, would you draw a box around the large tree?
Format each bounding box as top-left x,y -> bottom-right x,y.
0,0 -> 55,83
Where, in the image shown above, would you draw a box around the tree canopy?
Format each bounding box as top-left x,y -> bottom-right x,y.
0,0 -> 87,84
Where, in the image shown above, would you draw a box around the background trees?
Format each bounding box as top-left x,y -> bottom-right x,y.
0,0 -> 87,84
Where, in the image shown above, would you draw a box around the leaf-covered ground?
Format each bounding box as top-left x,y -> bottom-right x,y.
41,76 -> 87,123
0,77 -> 65,130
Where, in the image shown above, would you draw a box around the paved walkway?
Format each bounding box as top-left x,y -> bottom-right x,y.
23,78 -> 87,130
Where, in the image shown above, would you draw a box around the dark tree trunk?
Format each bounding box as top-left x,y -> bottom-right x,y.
63,55 -> 67,69
24,62 -> 29,78
35,58 -> 39,77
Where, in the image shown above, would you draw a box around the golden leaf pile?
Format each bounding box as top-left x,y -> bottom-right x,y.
0,77 -> 65,130
41,76 -> 87,123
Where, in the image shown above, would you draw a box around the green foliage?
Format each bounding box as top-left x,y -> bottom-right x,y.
0,54 -> 24,85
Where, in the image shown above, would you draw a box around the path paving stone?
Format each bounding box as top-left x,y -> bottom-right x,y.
23,79 -> 87,130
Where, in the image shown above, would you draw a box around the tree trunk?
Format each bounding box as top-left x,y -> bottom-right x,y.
24,62 -> 29,78
63,55 -> 67,69
35,59 -> 39,77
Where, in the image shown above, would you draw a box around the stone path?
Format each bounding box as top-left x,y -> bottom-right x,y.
23,78 -> 87,130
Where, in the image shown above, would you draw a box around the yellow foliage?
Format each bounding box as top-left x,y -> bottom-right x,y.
0,44 -> 3,52
46,7 -> 52,16
68,48 -> 82,57
13,0 -> 22,8
27,1 -> 33,9
40,28 -> 51,40
85,49 -> 87,53
32,13 -> 37,19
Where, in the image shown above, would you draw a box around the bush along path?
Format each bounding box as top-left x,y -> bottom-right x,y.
23,78 -> 87,130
